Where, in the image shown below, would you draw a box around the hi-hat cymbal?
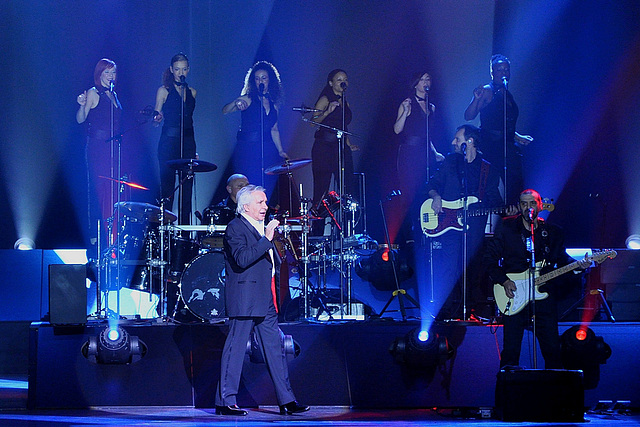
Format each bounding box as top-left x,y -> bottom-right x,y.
265,158 -> 312,175
166,158 -> 218,173
99,176 -> 149,190
114,201 -> 177,223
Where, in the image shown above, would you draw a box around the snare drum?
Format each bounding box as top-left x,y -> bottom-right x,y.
179,251 -> 226,320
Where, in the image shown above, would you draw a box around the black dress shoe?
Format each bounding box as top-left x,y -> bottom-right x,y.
215,405 -> 248,416
279,400 -> 310,415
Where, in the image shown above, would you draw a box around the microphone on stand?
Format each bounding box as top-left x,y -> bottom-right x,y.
526,207 -> 535,221
340,82 -> 347,90
502,76 -> 508,90
109,80 -> 114,93
292,104 -> 321,114
258,83 -> 265,97
386,189 -> 402,200
179,75 -> 187,87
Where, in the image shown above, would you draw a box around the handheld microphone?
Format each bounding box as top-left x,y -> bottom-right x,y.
340,82 -> 347,90
138,106 -> 160,119
292,104 -> 321,113
502,76 -> 508,90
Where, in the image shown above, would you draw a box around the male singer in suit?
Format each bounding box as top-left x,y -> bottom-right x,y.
215,185 -> 308,416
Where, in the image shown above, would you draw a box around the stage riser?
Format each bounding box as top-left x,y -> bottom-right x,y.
27,322 -> 640,409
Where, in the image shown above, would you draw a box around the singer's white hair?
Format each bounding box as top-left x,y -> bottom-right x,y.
236,184 -> 266,214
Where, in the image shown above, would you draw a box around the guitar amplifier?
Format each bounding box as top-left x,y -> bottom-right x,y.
495,369 -> 584,422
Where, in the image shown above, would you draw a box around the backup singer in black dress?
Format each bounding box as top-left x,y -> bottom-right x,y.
222,61 -> 288,189
393,72 -> 444,242
76,58 -> 122,244
311,69 -> 359,205
464,54 -> 533,205
154,53 -> 197,223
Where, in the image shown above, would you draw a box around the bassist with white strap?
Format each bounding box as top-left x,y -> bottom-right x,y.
484,189 -> 591,369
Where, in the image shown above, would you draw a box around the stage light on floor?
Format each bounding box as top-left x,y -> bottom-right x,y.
561,325 -> 611,389
14,237 -> 35,250
625,234 -> 640,249
82,326 -> 146,364
389,327 -> 453,369
246,329 -> 300,364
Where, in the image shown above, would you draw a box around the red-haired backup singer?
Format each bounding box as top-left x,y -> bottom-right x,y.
76,58 -> 122,245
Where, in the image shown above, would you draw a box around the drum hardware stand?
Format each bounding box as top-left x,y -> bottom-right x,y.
157,198 -> 170,320
300,116 -> 360,318
377,198 -> 420,321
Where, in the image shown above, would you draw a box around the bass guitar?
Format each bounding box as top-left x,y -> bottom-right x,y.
493,250 -> 617,316
420,196 -> 554,238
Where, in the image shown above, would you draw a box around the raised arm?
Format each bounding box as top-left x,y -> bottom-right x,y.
393,98 -> 412,134
76,88 -> 98,124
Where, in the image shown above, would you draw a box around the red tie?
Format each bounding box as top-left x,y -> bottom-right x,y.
270,276 -> 279,313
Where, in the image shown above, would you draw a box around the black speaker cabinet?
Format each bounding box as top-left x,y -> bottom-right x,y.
495,369 -> 584,422
49,264 -> 87,325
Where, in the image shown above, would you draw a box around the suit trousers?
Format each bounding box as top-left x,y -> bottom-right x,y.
216,303 -> 295,406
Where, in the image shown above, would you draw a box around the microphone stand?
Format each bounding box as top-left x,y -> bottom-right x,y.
423,88 -> 436,305
377,196 -> 420,321
526,216 -> 538,368
338,88 -> 348,316
259,87 -> 266,188
178,79 -> 186,225
461,148 -> 470,320
502,81 -> 508,203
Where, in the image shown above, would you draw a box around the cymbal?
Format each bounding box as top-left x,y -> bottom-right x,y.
166,158 -> 218,173
265,158 -> 312,175
99,176 -> 149,190
114,201 -> 177,223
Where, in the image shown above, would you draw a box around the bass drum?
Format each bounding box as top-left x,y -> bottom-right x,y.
179,251 -> 226,320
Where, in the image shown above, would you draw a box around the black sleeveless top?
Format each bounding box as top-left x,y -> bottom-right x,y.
239,93 -> 278,135
162,85 -> 195,129
400,95 -> 432,146
87,87 -> 122,138
479,82 -> 518,137
315,91 -> 352,143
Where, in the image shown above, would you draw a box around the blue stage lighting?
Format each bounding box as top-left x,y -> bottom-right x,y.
389,327 -> 453,369
83,326 -> 146,364
625,234 -> 640,250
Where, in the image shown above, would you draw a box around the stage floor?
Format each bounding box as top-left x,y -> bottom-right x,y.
0,402 -> 638,426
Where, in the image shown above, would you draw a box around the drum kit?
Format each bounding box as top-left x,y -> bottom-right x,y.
94,157 -> 372,322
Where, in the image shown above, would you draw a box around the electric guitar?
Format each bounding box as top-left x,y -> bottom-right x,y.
493,250 -> 617,316
420,196 -> 554,237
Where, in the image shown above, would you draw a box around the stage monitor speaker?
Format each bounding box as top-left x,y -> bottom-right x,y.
49,264 -> 87,325
495,369 -> 584,422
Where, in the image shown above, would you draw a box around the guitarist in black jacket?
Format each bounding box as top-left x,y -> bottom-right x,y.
484,189 -> 590,368
426,124 -> 503,319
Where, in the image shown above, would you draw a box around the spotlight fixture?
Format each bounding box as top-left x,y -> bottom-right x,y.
625,234 -> 640,250
389,327 -> 454,369
14,237 -> 36,250
561,325 -> 611,389
355,247 -> 413,291
246,329 -> 300,364
83,326 -> 146,364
